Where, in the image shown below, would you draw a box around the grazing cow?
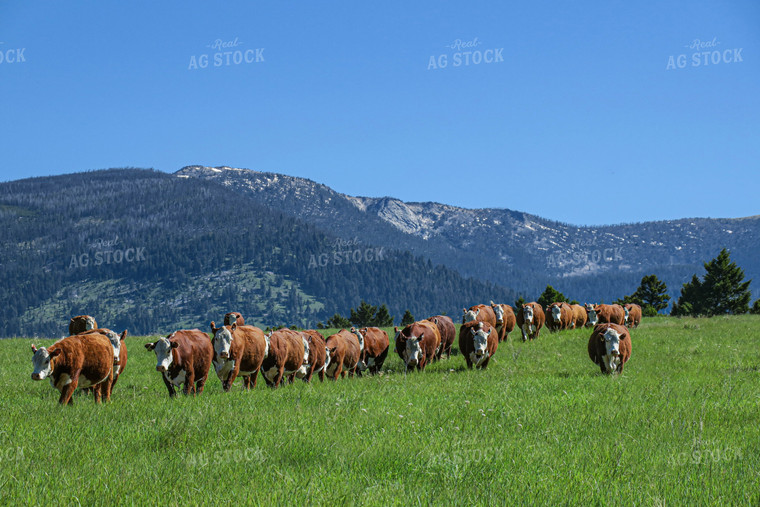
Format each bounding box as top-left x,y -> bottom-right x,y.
459,321 -> 499,370
68,315 -> 97,335
210,322 -> 267,391
516,302 -> 545,341
325,329 -> 363,380
427,315 -> 456,358
624,304 -> 642,328
546,302 -> 573,332
79,328 -> 128,397
461,304 -> 497,327
570,304 -> 587,329
489,302 -> 516,342
354,327 -> 389,374
260,328 -> 309,387
31,333 -> 114,404
394,320 -> 441,371
296,329 -> 328,382
145,329 -> 214,397
588,323 -> 632,374
224,312 -> 245,327
594,304 -> 626,325
585,303 -> 598,327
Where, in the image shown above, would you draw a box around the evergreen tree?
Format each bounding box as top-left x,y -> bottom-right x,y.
672,249 -> 751,316
513,296 -> 526,312
350,300 -> 378,327
617,274 -> 671,316
400,309 -> 415,326
322,313 -> 351,329
372,304 -> 394,327
536,285 -> 567,309
751,299 -> 760,315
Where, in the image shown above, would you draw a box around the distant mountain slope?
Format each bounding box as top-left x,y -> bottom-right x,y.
0,169 -> 515,338
177,166 -> 760,303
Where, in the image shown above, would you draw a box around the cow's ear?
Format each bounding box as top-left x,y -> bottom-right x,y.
490,300 -> 494,306
477,322 -> 484,330
462,308 -> 467,313
49,349 -> 62,358
31,344 -> 38,354
210,321 -> 216,333
171,342 -> 179,349
120,330 -> 128,341
145,342 -> 155,351
350,327 -> 356,333
394,326 -> 398,333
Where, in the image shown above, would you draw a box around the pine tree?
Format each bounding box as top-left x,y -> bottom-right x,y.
673,249 -> 751,316
350,300 -> 378,327
750,299 -> 760,315
536,285 -> 567,309
372,304 -> 394,327
617,274 -> 671,316
323,313 -> 351,329
513,296 -> 526,312
400,309 -> 415,326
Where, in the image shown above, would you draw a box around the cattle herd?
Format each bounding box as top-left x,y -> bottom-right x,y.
29,302 -> 642,404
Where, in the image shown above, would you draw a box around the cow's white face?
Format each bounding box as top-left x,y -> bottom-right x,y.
151,337 -> 176,372
352,329 -> 365,353
602,328 -> 622,372
31,347 -> 55,380
523,305 -> 534,323
85,317 -> 96,330
587,307 -> 598,326
103,330 -> 121,362
404,336 -> 423,367
492,305 -> 505,323
470,327 -> 490,365
624,307 -> 630,323
324,347 -> 332,371
302,335 -> 310,365
463,308 -> 479,323
213,327 -> 234,359
551,305 -> 562,322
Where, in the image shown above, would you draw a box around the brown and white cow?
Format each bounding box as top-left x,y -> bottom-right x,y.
296,329 -> 328,382
324,329 -> 363,380
570,304 -> 587,329
224,312 -> 245,327
79,328 -> 128,397
394,320 -> 441,371
516,302 -> 545,341
68,315 -> 97,335
459,321 -> 499,370
594,304 -> 626,326
489,302 -> 516,342
354,327 -> 390,374
261,328 -> 309,387
145,329 -> 214,397
462,304 -> 497,327
624,303 -> 642,328
210,322 -> 267,391
588,323 -> 632,374
31,333 -> 114,404
585,303 -> 598,327
546,302 -> 573,332
427,315 -> 456,358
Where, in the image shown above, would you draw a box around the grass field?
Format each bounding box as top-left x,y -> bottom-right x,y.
1,316 -> 759,505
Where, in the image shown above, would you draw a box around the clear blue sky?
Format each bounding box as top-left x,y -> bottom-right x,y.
1,0 -> 758,225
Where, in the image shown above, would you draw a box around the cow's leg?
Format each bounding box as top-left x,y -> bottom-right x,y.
59,374 -> 79,405
101,374 -> 113,402
305,367 -> 314,383
481,357 -> 491,369
242,375 -> 252,390
196,374 -> 208,394
93,383 -> 103,403
250,369 -> 260,388
318,370 -> 324,382
184,371 -> 196,395
273,367 -> 285,387
163,376 -> 176,398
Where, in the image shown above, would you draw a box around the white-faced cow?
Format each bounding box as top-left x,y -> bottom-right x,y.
426,315 -> 456,358
68,315 -> 97,335
145,329 -> 214,397
516,302 -> 545,341
459,321 -> 499,370
261,328 -> 309,387
624,303 -> 642,328
594,304 -> 626,326
462,304 -> 497,327
588,323 -> 632,374
489,302 -> 516,342
296,329 -> 328,382
585,303 -> 598,327
79,327 -> 128,398
394,320 -> 441,371
354,327 -> 389,374
210,322 -> 267,391
324,329 -> 362,380
224,312 -> 245,327
546,302 -> 573,332
31,333 -> 114,405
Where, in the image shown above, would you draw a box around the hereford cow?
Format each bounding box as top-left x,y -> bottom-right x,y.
210,321 -> 267,391
588,323 -> 632,374
459,321 -> 499,370
427,315 -> 456,358
570,304 -> 587,329
296,329 -> 328,382
462,304 -> 497,327
324,329 -> 363,380
224,312 -> 245,327
80,328 -> 128,397
145,329 -> 214,397
395,320 -> 441,371
585,303 -> 598,327
594,304 -> 626,325
261,328 -> 309,387
516,302 -> 545,341
68,315 -> 98,335
624,303 -> 642,328
31,333 -> 114,404
354,327 -> 389,374
546,302 -> 573,332
489,302 -> 516,342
